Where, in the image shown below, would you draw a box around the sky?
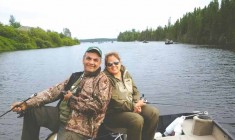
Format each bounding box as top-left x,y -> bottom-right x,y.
0,0 -> 216,39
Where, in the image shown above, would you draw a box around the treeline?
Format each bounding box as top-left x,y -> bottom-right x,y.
117,0 -> 235,46
80,38 -> 117,42
0,16 -> 79,52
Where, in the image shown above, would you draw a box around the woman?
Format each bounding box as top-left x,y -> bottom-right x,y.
103,52 -> 159,140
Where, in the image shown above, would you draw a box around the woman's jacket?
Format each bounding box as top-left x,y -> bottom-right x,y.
104,65 -> 140,115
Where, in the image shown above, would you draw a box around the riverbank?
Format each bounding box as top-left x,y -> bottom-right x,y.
0,24 -> 80,52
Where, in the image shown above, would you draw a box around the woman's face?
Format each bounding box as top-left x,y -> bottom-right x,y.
106,55 -> 121,75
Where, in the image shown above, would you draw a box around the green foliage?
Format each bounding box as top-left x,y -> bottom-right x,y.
16,31 -> 30,43
62,37 -> 77,46
35,38 -> 47,48
0,36 -> 16,51
0,25 -> 17,38
30,27 -> 51,41
15,43 -> 34,50
0,21 -> 79,52
47,31 -> 63,47
118,0 -> 235,47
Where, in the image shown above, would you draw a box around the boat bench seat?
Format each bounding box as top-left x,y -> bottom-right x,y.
182,119 -> 194,135
155,135 -> 216,140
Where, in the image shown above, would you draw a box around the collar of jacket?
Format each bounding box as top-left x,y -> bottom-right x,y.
84,67 -> 101,77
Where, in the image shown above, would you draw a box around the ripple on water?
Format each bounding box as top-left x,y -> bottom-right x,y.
0,42 -> 235,138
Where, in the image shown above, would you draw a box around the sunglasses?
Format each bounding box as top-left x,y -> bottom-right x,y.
107,61 -> 120,67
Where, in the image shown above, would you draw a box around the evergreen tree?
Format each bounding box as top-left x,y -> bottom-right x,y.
9,15 -> 21,28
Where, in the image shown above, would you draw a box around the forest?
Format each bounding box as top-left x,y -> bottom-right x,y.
0,16 -> 79,52
117,0 -> 235,47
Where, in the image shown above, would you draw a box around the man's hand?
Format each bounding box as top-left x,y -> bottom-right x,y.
11,102 -> 27,113
63,90 -> 73,101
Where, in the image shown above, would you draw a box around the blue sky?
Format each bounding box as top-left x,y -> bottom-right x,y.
0,0 -> 218,39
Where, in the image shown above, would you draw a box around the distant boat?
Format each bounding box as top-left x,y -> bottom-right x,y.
165,39 -> 173,44
143,40 -> 148,43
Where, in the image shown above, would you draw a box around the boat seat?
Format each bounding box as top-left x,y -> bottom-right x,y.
155,135 -> 216,140
104,125 -> 127,140
182,119 -> 194,135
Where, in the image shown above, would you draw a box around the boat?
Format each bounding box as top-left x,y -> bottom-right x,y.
143,40 -> 148,43
46,111 -> 235,140
165,39 -> 173,44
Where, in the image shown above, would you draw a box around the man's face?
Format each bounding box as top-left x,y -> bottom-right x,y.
83,52 -> 101,73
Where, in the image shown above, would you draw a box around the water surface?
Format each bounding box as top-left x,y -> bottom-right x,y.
0,42 -> 234,139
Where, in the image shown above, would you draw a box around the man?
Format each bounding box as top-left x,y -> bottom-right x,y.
12,46 -> 112,140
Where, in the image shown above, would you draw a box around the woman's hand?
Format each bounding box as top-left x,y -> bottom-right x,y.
133,99 -> 146,113
136,99 -> 146,107
11,102 -> 27,113
134,106 -> 142,113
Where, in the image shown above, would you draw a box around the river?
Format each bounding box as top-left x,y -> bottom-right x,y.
0,41 -> 234,139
